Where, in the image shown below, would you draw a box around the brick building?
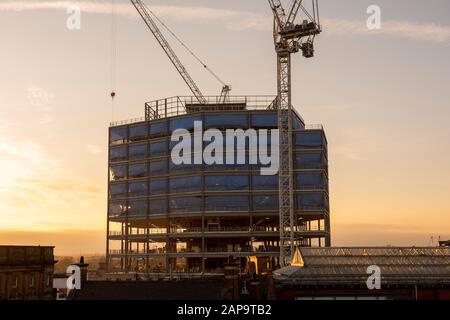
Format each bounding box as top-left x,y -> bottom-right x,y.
0,246 -> 56,300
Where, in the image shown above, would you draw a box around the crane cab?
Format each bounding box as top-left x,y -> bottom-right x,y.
280,20 -> 321,40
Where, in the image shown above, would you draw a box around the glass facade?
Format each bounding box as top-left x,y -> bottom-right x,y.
107,109 -> 330,274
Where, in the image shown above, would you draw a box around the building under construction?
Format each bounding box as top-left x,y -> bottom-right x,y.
107,1 -> 327,274
107,97 -> 330,274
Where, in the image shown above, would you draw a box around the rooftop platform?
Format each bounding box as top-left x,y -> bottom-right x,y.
111,95 -> 310,127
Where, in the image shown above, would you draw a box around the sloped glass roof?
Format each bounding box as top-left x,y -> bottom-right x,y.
275,247 -> 450,285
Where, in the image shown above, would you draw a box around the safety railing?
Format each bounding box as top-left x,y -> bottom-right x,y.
144,95 -> 277,121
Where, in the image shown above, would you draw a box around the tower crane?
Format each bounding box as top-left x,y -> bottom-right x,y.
130,0 -> 231,104
268,0 -> 321,266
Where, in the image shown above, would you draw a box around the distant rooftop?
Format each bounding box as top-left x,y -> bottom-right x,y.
275,247 -> 450,286
0,245 -> 55,265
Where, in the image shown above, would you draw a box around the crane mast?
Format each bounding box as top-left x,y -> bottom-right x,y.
268,0 -> 321,266
130,0 -> 207,104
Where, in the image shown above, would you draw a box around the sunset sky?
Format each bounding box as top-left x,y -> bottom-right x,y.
1,0 -> 449,255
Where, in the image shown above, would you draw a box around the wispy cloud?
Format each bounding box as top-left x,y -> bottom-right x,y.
323,18 -> 450,44
0,127 -> 103,230
332,145 -> 367,161
1,1 -> 450,43
86,144 -> 103,155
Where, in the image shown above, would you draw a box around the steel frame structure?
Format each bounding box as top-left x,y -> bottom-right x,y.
268,0 -> 322,266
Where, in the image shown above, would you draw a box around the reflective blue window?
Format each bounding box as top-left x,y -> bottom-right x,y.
296,173 -> 326,190
205,176 -> 248,191
150,179 -> 167,195
252,113 -> 277,128
110,127 -> 127,145
109,201 -> 127,217
150,120 -> 168,137
128,181 -> 148,197
170,197 -> 203,213
129,163 -> 147,179
253,195 -> 278,210
109,183 -> 126,199
110,164 -> 126,181
295,153 -> 323,169
129,143 -> 148,160
205,163 -> 249,172
128,200 -> 148,216
150,160 -> 167,177
293,115 -> 305,129
296,193 -> 326,210
205,114 -> 248,129
205,196 -> 249,212
150,198 -> 167,215
295,132 -> 324,149
169,160 -> 201,174
170,176 -> 201,193
109,146 -> 127,162
252,175 -> 278,190
129,124 -> 148,142
170,115 -> 201,132
150,140 -> 168,157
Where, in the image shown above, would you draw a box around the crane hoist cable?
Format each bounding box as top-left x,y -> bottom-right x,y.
132,0 -> 230,102
110,0 -> 117,121
146,7 -> 228,88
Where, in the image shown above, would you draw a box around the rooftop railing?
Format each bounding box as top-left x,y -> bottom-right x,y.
144,95 -> 278,121
109,96 -> 328,132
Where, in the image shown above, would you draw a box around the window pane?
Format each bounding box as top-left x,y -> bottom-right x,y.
110,164 -> 126,181
205,163 -> 249,172
253,195 -> 278,210
129,124 -> 148,142
128,200 -> 148,216
295,132 -> 324,148
252,175 -> 278,190
205,114 -> 248,129
110,127 -> 127,145
150,120 -> 168,137
109,183 -> 126,199
129,163 -> 147,179
170,115 -> 201,132
205,196 -> 249,211
128,181 -> 148,197
293,115 -> 305,129
252,113 -> 277,128
296,193 -> 326,210
150,198 -> 167,215
150,179 -> 167,195
129,143 -> 148,160
296,173 -> 325,190
150,160 -> 167,177
170,161 -> 201,174
150,140 -> 168,157
205,176 -> 248,191
109,146 -> 127,162
109,201 -> 127,217
170,197 -> 203,213
295,153 -> 323,169
170,176 -> 201,193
